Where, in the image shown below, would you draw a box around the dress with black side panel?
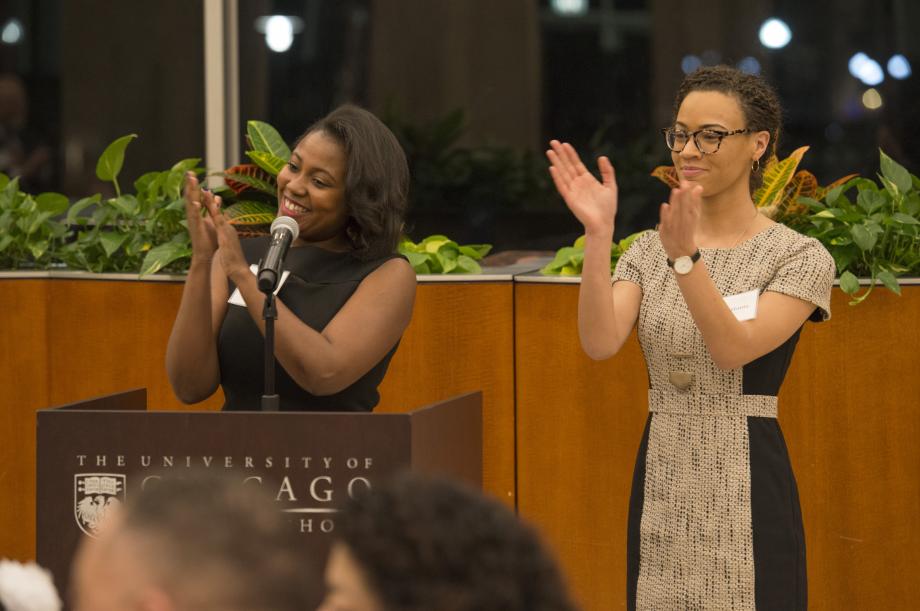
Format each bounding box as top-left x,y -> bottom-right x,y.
612,223 -> 835,611
217,236 -> 404,412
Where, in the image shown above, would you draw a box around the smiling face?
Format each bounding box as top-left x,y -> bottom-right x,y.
277,130 -> 350,249
672,90 -> 769,199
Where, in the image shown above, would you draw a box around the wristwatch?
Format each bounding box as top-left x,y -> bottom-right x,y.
667,250 -> 701,275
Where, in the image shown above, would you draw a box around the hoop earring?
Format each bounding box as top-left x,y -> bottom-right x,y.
751,158 -> 761,173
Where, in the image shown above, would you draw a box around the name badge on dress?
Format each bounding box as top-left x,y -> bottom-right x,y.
228,264 -> 291,307
723,288 -> 759,321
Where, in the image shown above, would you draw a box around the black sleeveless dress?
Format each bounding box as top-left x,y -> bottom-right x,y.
217,236 -> 403,412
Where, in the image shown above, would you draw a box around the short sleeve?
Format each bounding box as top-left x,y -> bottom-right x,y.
764,236 -> 836,322
611,231 -> 654,288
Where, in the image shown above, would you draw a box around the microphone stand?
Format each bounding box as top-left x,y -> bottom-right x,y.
261,289 -> 280,411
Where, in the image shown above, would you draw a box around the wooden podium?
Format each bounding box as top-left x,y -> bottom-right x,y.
36,389 -> 482,594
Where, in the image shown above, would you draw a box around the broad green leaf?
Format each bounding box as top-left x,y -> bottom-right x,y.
0,173 -> 8,190
401,251 -> 429,271
110,195 -> 139,216
247,121 -> 291,158
879,149 -> 913,195
825,184 -> 845,207
458,244 -> 492,259
813,209 -> 838,219
456,254 -> 482,274
0,233 -> 12,252
850,224 -> 876,251
28,239 -> 49,260
892,212 -> 919,225
170,158 -> 202,173
856,189 -> 885,214
139,241 -> 192,276
134,171 -> 162,196
165,170 -> 185,199
99,231 -> 129,257
573,235 -> 587,249
423,236 -> 451,253
26,211 -> 53,234
96,134 -> 138,182
876,269 -> 901,295
839,271 -> 859,294
36,192 -> 70,215
246,151 -> 288,177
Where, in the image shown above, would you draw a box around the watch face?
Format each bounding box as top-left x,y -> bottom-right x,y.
674,255 -> 693,274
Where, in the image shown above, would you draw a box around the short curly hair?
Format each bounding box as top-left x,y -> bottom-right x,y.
299,105 -> 409,260
335,472 -> 580,611
673,65 -> 783,192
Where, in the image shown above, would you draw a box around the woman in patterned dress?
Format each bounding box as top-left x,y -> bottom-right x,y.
546,66 -> 835,610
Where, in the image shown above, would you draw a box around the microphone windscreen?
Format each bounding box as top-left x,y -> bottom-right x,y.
270,216 -> 300,240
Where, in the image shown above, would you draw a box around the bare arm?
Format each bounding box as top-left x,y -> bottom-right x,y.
203,195 -> 416,396
165,175 -> 229,404
659,183 -> 817,370
547,140 -> 641,360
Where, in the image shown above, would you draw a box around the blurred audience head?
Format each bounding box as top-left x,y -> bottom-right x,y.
70,470 -> 318,611
319,472 -> 579,611
0,559 -> 62,611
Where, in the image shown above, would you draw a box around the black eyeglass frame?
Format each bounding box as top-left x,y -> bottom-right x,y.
661,127 -> 751,154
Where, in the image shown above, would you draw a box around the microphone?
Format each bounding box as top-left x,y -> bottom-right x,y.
257,216 -> 299,294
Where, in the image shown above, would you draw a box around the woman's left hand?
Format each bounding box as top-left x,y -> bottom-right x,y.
201,193 -> 249,283
658,180 -> 702,261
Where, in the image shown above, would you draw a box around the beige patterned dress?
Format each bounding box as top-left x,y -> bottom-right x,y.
612,223 -> 835,611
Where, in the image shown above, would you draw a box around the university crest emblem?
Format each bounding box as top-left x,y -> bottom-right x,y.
74,473 -> 126,537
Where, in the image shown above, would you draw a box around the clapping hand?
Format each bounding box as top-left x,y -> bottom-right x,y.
546,140 -> 618,236
185,172 -> 249,282
183,172 -> 219,261
658,181 -> 702,261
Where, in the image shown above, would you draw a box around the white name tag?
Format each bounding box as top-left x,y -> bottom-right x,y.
228,264 -> 290,307
723,288 -> 759,321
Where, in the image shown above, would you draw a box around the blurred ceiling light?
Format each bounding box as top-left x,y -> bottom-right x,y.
862,88 -> 882,110
759,18 -> 791,49
737,56 -> 761,75
550,0 -> 588,17
681,55 -> 702,74
887,54 -> 911,79
849,52 -> 884,86
254,15 -> 305,53
265,16 -> 294,52
1,18 -> 23,45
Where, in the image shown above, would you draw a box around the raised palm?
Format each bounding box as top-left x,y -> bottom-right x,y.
546,140 -> 618,234
183,173 -> 219,258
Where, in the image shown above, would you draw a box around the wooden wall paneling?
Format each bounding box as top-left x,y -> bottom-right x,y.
377,282 -> 516,507
778,288 -> 920,609
46,279 -> 224,412
514,283 -> 649,610
515,282 -> 919,611
0,279 -> 51,560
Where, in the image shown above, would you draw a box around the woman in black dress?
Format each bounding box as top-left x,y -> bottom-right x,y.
547,66 -> 834,609
166,105 -> 415,412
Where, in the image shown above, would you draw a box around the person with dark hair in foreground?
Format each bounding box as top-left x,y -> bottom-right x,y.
166,104 -> 416,412
318,472 -> 580,611
70,471 -> 319,611
548,65 -> 834,609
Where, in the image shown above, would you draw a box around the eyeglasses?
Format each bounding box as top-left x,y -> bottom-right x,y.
661,127 -> 750,154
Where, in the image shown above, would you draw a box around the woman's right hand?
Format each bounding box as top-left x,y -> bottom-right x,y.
546,140 -> 618,236
184,172 -> 219,260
